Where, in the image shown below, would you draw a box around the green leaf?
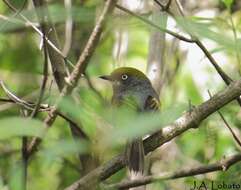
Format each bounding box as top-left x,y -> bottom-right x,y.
0,117 -> 45,139
42,139 -> 88,159
0,5 -> 95,33
176,17 -> 239,53
222,0 -> 233,10
9,163 -> 24,190
104,104 -> 186,145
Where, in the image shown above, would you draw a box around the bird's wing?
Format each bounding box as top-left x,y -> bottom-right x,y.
144,95 -> 160,111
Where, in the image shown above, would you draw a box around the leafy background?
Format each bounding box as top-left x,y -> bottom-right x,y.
0,0 -> 241,189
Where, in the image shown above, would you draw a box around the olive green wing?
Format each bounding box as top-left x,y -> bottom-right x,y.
144,95 -> 160,111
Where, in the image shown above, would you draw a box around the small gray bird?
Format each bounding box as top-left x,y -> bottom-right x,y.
100,67 -> 160,175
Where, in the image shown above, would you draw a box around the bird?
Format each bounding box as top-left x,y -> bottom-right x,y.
100,67 -> 160,175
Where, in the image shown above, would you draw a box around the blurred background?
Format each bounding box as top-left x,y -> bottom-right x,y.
0,0 -> 241,189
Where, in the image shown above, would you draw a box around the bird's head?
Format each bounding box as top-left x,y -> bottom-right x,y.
100,67 -> 152,93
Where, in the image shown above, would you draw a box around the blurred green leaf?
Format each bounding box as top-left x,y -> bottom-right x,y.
104,104 -> 186,145
0,117 -> 45,139
175,17 -> 241,53
41,139 -> 88,160
222,0 -> 234,10
0,5 -> 95,33
9,163 -> 24,190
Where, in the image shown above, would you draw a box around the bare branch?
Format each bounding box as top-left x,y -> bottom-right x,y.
105,153 -> 241,189
32,0 -> 68,91
30,25 -> 49,118
152,0 -> 241,106
0,95 -> 85,138
115,4 -> 194,43
208,90 -> 241,147
147,6 -> 167,95
26,0 -> 118,158
2,0 -> 67,63
62,0 -> 73,57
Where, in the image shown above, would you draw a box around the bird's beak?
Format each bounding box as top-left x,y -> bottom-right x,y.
99,75 -> 112,81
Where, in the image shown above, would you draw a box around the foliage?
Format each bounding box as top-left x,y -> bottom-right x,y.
0,0 -> 241,190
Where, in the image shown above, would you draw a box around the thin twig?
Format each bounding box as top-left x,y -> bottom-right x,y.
0,96 -> 86,136
30,25 -> 49,118
153,0 -> 172,12
0,96 -> 50,112
115,4 -> 194,43
105,153 -> 241,189
0,80 -> 37,110
208,90 -> 241,147
152,0 -> 241,106
2,0 -> 74,68
26,0 -> 118,158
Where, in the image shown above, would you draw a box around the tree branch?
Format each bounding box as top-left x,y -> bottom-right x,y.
147,6 -> 167,95
2,0 -> 68,64
105,153 -> 241,189
117,1 -> 241,107
153,0 -> 241,106
64,78 -> 241,190
115,4 -> 194,43
32,0 -> 68,91
26,0 -> 118,158
208,90 -> 241,147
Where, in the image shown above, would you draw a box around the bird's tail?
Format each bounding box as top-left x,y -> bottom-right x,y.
126,138 -> 145,190
126,137 -> 144,173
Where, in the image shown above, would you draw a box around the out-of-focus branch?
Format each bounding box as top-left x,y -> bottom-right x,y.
2,0 -> 68,64
147,7 -> 167,96
153,0 -> 241,106
26,0 -> 117,158
0,83 -> 86,140
32,0 -> 68,91
19,108 -> 29,190
117,1 -> 241,106
62,0 -> 73,57
106,153 -> 241,189
30,24 -> 49,118
64,77 -> 241,190
115,4 -> 194,43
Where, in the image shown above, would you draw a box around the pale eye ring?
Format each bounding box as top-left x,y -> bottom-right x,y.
121,74 -> 128,80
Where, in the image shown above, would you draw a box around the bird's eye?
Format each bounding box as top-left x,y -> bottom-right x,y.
121,74 -> 128,80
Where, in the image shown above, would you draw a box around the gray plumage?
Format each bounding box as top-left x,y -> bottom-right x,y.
100,67 -> 159,174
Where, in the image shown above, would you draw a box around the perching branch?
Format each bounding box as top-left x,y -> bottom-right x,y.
105,153 -> 241,189
64,77 -> 241,190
